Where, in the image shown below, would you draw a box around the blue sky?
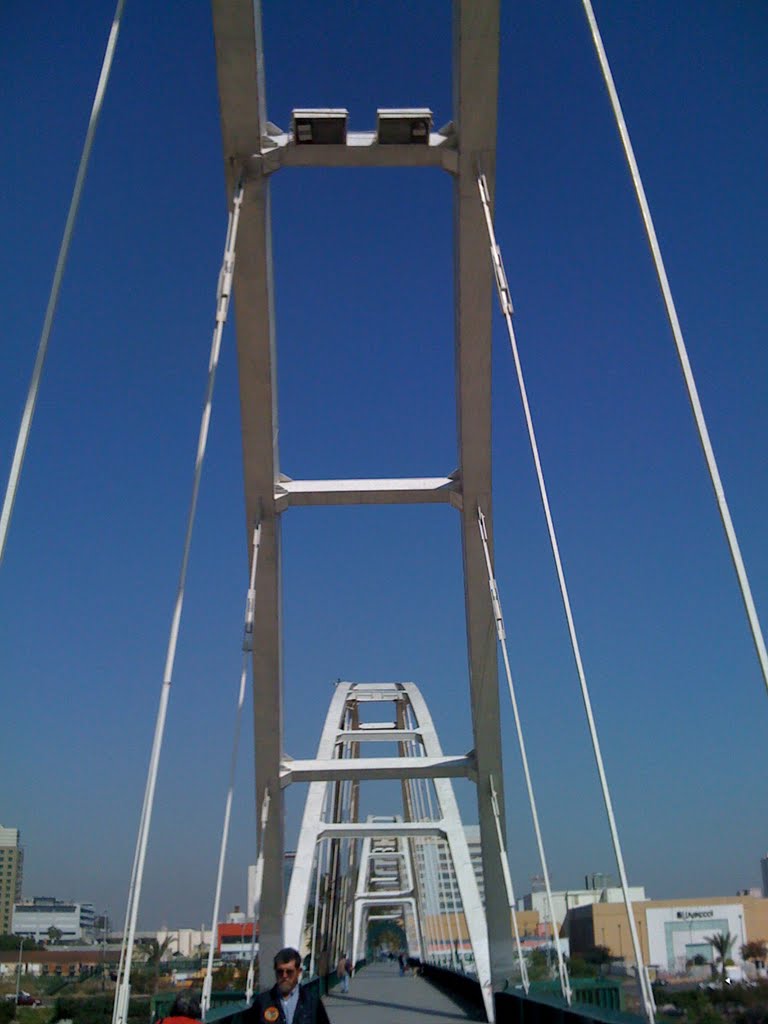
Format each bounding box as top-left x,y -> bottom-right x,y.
1,2 -> 767,932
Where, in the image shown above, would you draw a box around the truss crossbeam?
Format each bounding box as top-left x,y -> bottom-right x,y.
252,132 -> 457,174
275,476 -> 459,510
280,754 -> 474,786
336,729 -> 420,742
318,822 -> 446,840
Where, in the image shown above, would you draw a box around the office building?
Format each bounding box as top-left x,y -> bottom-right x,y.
517,879 -> 647,937
0,827 -> 23,935
13,898 -> 96,943
567,894 -> 768,971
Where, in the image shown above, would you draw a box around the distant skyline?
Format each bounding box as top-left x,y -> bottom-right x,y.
2,1 -> 767,931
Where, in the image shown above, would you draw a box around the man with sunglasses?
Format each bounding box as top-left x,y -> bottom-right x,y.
245,947 -> 330,1024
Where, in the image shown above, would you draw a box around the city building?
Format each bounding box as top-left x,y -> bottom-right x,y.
517,876 -> 647,937
0,826 -> 24,935
414,827 -> 486,915
566,894 -> 768,972
761,855 -> 768,898
217,908 -> 257,960
155,927 -> 211,958
13,897 -> 96,943
0,948 -> 107,979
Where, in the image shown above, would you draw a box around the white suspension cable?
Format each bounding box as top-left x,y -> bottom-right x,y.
581,0 -> 768,699
407,776 -> 434,962
112,178 -> 245,1024
407,742 -> 441,964
0,0 -> 127,567
111,782 -> 149,1024
489,775 -> 529,993
403,716 -> 435,964
246,789 -> 271,1004
421,782 -> 451,966
476,171 -> 654,1023
445,843 -> 466,974
477,508 -> 570,1003
308,837 -> 324,980
202,521 -> 262,1018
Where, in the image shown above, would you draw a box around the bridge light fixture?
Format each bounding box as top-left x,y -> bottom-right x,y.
292,108 -> 348,145
376,108 -> 432,145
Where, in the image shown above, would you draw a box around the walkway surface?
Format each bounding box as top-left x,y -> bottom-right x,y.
322,961 -> 484,1023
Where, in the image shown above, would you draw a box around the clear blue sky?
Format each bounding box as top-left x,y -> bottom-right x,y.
1,1 -> 766,932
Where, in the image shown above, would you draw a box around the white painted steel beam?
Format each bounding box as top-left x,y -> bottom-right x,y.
211,0 -> 284,971
318,822 -> 446,840
283,683 -> 351,953
274,476 -> 460,510
250,131 -> 457,174
452,0 -> 515,1001
337,729 -> 420,742
280,754 -> 474,786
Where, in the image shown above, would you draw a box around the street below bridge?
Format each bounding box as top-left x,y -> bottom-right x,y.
322,961 -> 484,1023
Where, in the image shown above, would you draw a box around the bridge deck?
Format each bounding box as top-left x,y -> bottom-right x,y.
322,961 -> 484,1023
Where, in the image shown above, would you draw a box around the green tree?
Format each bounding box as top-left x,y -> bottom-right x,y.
705,931 -> 735,988
526,949 -> 552,982
583,945 -> 612,967
0,936 -> 40,951
741,939 -> 767,971
47,926 -> 63,944
567,955 -> 598,978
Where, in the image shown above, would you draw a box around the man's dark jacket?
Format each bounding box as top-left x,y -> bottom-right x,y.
241,984 -> 330,1024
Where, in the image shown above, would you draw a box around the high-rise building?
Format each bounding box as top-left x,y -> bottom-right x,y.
0,826 -> 24,935
761,854 -> 768,898
414,826 -> 485,914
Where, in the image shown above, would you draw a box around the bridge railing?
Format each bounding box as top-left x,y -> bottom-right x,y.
421,964 -> 646,1024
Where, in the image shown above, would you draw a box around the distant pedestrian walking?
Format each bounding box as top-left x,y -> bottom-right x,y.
398,952 -> 405,976
336,954 -> 352,993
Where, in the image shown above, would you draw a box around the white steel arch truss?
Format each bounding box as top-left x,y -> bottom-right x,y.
283,681 -> 495,1023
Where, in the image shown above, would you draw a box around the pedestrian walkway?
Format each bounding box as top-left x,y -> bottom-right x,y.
322,961 -> 484,1023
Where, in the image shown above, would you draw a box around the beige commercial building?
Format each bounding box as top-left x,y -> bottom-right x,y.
566,895 -> 768,972
0,826 -> 23,935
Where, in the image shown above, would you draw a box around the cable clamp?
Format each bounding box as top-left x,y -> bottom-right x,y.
492,246 -> 514,316
490,581 -> 506,639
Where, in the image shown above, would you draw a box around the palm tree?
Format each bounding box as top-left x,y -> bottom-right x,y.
706,930 -> 735,988
140,936 -> 173,1023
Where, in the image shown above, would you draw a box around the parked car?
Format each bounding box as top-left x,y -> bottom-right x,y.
8,992 -> 42,1006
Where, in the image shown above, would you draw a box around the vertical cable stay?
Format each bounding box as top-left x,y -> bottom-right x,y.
246,789 -> 270,1003
581,0 -> 768,701
476,172 -> 655,1023
477,508 -> 571,1004
112,178 -> 245,1024
489,775 -> 529,993
0,0 -> 127,567
201,521 -> 262,1018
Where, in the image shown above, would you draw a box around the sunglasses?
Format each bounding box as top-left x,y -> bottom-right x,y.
276,966 -> 298,977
